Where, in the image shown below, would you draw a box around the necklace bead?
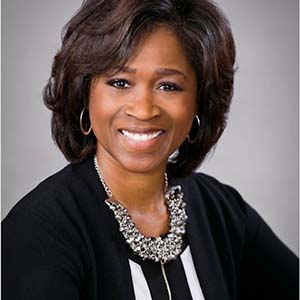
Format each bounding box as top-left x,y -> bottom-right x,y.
93,155 -> 188,264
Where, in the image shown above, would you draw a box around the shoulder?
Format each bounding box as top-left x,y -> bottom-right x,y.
182,172 -> 248,216
2,157 -> 102,235
182,172 -> 263,244
190,171 -> 244,197
5,162 -> 75,219
2,160 -> 98,297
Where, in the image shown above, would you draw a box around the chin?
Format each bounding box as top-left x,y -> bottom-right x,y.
120,156 -> 167,174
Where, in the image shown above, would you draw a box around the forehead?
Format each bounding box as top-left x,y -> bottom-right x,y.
123,24 -> 194,73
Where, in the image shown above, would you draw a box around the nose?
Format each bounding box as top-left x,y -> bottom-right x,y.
124,88 -> 161,120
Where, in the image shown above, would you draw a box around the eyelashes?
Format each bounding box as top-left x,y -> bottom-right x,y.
159,83 -> 183,92
106,78 -> 183,92
106,78 -> 130,89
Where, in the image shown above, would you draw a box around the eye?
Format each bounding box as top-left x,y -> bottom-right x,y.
158,82 -> 183,92
106,78 -> 130,89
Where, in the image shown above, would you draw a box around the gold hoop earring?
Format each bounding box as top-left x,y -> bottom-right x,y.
80,107 -> 92,135
187,115 -> 201,144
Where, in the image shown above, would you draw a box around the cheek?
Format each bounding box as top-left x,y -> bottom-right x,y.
89,85 -> 117,120
171,98 -> 197,129
88,92 -> 113,138
178,112 -> 194,137
167,105 -> 195,147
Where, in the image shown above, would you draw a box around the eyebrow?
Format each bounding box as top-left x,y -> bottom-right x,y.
120,66 -> 187,80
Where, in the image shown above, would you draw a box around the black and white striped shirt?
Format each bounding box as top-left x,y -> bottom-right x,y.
128,235 -> 205,300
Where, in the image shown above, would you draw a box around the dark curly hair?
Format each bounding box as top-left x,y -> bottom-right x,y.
43,0 -> 236,178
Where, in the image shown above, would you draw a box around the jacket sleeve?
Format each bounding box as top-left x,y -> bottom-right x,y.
237,201 -> 299,299
2,210 -> 82,300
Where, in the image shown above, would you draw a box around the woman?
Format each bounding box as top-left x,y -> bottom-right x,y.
2,0 -> 298,299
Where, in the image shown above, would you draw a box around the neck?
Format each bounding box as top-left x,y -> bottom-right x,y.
95,154 -> 167,213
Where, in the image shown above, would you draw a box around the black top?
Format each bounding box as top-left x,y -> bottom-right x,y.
2,157 -> 299,300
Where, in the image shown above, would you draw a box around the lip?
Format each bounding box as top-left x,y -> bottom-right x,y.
118,128 -> 165,151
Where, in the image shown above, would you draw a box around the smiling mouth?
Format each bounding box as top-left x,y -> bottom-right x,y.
119,129 -> 164,142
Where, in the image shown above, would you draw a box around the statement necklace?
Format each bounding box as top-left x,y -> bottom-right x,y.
93,155 -> 188,264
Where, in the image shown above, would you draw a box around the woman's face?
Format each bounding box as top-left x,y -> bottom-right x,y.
89,24 -> 197,174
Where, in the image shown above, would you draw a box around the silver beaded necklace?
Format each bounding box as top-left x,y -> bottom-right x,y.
93,155 -> 188,264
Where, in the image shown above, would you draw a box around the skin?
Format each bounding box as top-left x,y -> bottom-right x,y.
89,24 -> 197,236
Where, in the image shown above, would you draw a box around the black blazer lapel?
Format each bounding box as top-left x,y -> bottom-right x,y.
179,176 -> 231,300
72,158 -> 136,300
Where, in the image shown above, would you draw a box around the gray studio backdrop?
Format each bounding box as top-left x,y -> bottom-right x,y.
2,0 -> 299,255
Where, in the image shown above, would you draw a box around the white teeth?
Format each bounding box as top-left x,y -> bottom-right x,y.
121,130 -> 162,141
